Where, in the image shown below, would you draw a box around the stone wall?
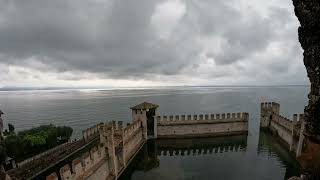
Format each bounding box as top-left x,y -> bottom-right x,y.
19,102 -> 252,180
82,123 -> 104,142
52,110 -> 249,179
260,102 -> 280,128
123,120 -> 144,163
269,114 -> 294,148
132,109 -> 148,139
17,141 -> 71,167
46,144 -> 106,180
156,112 -> 249,138
260,102 -> 304,157
45,119 -> 146,180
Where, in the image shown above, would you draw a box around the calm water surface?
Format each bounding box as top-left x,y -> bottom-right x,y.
121,132 -> 301,180
0,86 -> 308,180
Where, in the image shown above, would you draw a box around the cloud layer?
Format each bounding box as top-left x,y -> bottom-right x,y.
0,0 -> 308,87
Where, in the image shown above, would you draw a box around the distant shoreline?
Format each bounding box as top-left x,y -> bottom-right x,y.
0,85 -> 309,91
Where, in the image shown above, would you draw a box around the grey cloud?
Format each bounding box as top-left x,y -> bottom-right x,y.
181,1 -> 295,66
0,0 -> 306,85
0,0 -> 201,79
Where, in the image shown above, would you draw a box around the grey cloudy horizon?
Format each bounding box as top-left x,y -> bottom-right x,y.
0,0 -> 308,88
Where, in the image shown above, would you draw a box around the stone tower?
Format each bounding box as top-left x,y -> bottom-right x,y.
130,102 -> 159,139
260,102 -> 280,128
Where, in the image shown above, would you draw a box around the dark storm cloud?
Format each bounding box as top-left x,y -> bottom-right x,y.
0,0 -> 192,77
0,0 -> 307,85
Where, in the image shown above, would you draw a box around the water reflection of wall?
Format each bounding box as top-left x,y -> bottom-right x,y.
258,131 -> 302,179
118,135 -> 247,180
156,135 -> 247,156
118,140 -> 159,180
119,132 -> 302,180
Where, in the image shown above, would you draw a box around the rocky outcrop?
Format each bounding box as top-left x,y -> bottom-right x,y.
292,0 -> 320,178
297,139 -> 320,177
292,0 -> 320,141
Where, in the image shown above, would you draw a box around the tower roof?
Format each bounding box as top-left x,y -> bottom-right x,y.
130,102 -> 159,110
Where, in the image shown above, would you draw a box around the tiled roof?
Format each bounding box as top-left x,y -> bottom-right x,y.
130,102 -> 159,110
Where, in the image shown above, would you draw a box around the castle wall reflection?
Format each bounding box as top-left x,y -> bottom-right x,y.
120,132 -> 300,180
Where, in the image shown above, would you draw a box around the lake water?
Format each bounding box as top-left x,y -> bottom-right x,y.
120,132 -> 302,180
0,86 -> 309,179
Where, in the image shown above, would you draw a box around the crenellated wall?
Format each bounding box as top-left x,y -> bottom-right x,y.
46,144 -> 106,180
22,102 -> 251,180
269,114 -> 294,148
123,120 -> 142,143
85,119 -> 146,180
156,112 -> 249,138
123,120 -> 144,164
82,123 -> 104,142
260,102 -> 280,128
132,109 -> 148,139
260,102 -> 305,157
272,114 -> 294,131
17,141 -> 72,167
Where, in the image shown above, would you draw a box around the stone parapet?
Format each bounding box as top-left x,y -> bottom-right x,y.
123,120 -> 142,143
260,101 -> 305,157
156,112 -> 248,125
83,123 -> 104,142
156,112 -> 249,138
46,144 -> 105,180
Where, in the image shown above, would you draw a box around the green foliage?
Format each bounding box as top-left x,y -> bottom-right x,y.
4,135 -> 22,158
8,123 -> 15,133
0,143 -> 6,165
56,126 -> 73,142
24,134 -> 47,146
4,124 -> 73,161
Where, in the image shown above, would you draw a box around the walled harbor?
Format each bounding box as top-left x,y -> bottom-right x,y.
5,102 -> 248,179
5,101 -> 306,180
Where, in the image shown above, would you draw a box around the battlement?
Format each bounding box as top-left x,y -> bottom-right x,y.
260,101 -> 305,157
111,120 -> 124,131
261,102 -> 280,115
156,112 -> 249,125
261,102 -> 280,108
293,113 -> 304,122
17,102 -> 251,179
156,112 -> 249,138
123,120 -> 142,142
272,114 -> 293,131
46,145 -> 105,180
109,120 -> 124,136
261,102 -> 303,132
83,123 -> 104,142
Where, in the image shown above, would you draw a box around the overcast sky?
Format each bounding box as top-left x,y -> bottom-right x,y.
0,0 -> 308,88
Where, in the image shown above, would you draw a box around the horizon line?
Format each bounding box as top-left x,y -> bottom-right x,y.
0,84 -> 310,91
